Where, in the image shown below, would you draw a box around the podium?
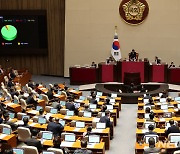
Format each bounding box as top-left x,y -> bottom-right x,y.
168,68 -> 180,84
69,67 -> 98,85
149,63 -> 168,82
98,62 -> 117,82
124,72 -> 141,85
117,61 -> 149,83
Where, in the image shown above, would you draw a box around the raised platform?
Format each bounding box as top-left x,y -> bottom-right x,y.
79,82 -> 180,104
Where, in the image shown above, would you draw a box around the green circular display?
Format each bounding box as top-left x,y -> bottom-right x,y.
1,25 -> 17,41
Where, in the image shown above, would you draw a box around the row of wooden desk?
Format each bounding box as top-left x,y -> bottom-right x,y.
70,61 -> 180,84
135,98 -> 180,154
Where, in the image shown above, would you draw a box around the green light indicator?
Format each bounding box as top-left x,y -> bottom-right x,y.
1,25 -> 17,41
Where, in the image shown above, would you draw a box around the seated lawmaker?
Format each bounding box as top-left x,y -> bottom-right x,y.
47,118 -> 64,137
73,139 -> 92,154
143,137 -> 160,154
25,129 -> 42,153
169,61 -> 175,68
89,94 -> 97,104
129,49 -> 137,61
155,56 -> 161,64
91,62 -> 97,68
165,119 -> 180,137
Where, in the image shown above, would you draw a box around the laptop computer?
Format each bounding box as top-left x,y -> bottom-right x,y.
13,148 -> 24,154
83,112 -> 92,118
50,108 -> 58,114
59,119 -> 65,126
9,113 -> 15,119
38,117 -> 47,124
36,106 -> 43,111
89,104 -> 97,109
42,132 -> 53,140
96,122 -> 106,129
2,127 -> 11,135
66,110 -> 74,116
64,134 -> 76,142
60,101 -> 66,106
75,121 -> 85,128
88,135 -> 100,143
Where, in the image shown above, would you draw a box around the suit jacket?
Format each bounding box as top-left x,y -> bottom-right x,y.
144,147 -> 160,154
47,122 -> 64,137
100,116 -> 111,127
165,125 -> 180,137
65,102 -> 76,111
25,138 -> 42,152
89,98 -> 97,104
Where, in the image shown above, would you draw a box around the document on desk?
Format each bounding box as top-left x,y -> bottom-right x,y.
28,110 -> 38,115
60,141 -> 74,147
15,120 -> 24,125
93,118 -> 100,122
0,134 -> 7,139
159,118 -> 165,122
92,129 -> 103,133
45,113 -> 52,120
73,128 -> 81,132
142,129 -> 148,133
6,103 -> 14,106
87,143 -> 96,148
54,94 -> 60,97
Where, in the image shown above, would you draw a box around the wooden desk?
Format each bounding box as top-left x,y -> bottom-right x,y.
0,133 -> 17,147
64,126 -> 110,150
135,142 -> 176,154
60,140 -> 105,154
3,102 -> 21,113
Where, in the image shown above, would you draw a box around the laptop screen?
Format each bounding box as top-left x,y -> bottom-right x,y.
42,152 -> 55,154
145,135 -> 158,144
79,96 -> 86,100
65,134 -> 76,142
95,97 -> 100,102
38,117 -> 46,124
163,112 -> 172,118
96,122 -> 106,129
58,91 -> 62,95
2,127 -> 11,135
50,108 -> 58,114
88,135 -> 100,143
96,92 -> 102,97
59,119 -> 65,126
22,115 -> 30,120
110,99 -> 115,103
9,113 -> 15,119
66,111 -> 74,116
170,135 -> 180,143
175,97 -> 180,101
75,121 -> 85,128
160,98 -> 166,102
111,93 -> 117,98
14,99 -> 18,104
13,148 -> 24,154
74,103 -> 80,108
89,104 -> 97,109
42,132 -> 53,140
83,112 -> 92,118
144,122 -> 156,129
107,105 -> 113,110
36,106 -> 43,111
60,101 -> 66,106
39,95 -> 43,100
161,104 -> 168,110
144,113 -> 150,119
143,99 -> 149,104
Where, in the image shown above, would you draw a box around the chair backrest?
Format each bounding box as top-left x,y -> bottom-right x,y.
78,111 -> 84,117
41,94 -> 49,104
61,132 -> 74,140
168,133 -> 180,143
32,116 -> 39,123
45,106 -> 53,113
47,148 -> 64,154
0,124 -> 11,133
17,127 -> 31,142
27,87 -> 33,93
14,95 -> 19,104
4,76 -> 8,84
20,99 -> 27,110
60,109 -> 68,115
70,121 -> 76,127
22,145 -> 38,154
49,84 -> 53,89
17,112 -> 27,120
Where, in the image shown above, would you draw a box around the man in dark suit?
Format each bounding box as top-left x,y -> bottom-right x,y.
143,125 -> 157,141
89,94 -> 97,104
25,129 -> 42,153
3,113 -> 17,131
47,118 -> 64,137
26,93 -> 38,107
100,110 -> 113,139
144,137 -> 160,154
129,49 -> 137,61
165,119 -> 180,137
73,139 -> 92,154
